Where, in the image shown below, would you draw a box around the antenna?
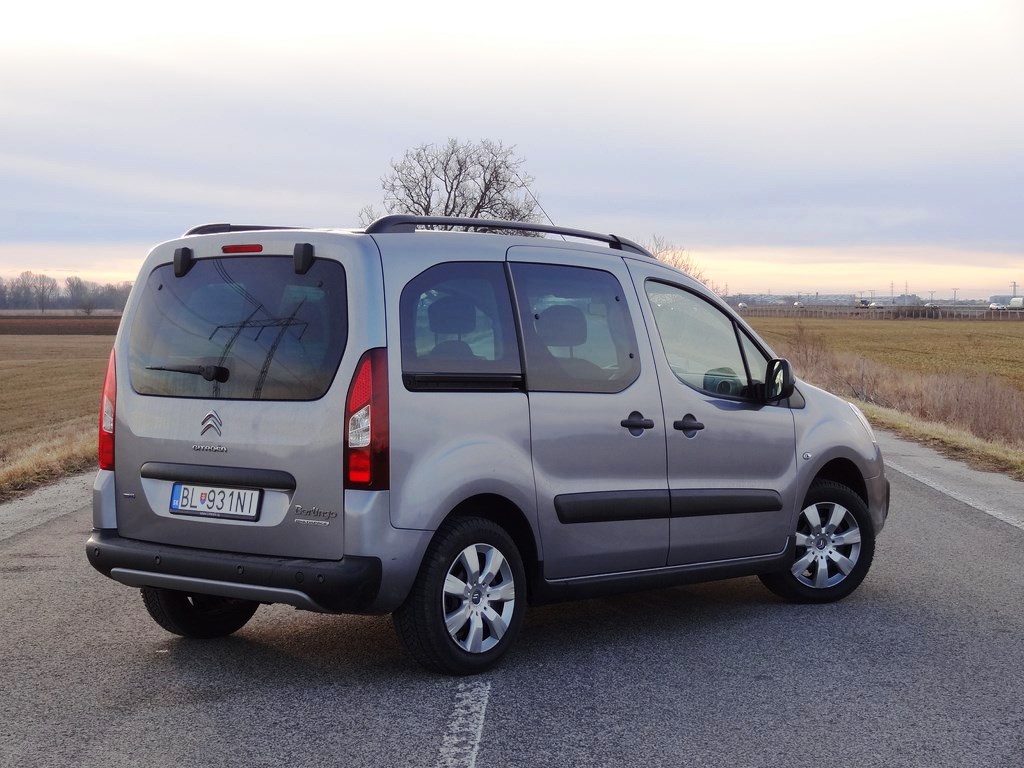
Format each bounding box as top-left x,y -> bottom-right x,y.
515,172 -> 565,240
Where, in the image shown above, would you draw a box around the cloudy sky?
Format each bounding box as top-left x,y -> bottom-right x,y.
2,0 -> 1021,298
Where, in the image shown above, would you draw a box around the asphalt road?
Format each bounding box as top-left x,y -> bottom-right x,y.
1,432 -> 1022,768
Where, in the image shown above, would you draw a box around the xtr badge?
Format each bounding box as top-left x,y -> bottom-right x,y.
293,504 -> 337,526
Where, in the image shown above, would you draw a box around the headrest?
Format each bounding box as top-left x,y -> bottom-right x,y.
536,305 -> 587,347
428,296 -> 475,335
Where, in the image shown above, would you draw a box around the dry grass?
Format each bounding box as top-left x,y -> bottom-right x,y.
749,317 -> 1024,480
0,334 -> 111,501
0,418 -> 97,502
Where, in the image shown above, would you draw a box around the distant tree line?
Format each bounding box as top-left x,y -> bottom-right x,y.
0,272 -> 132,313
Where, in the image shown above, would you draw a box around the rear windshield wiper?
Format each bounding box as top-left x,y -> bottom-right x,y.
146,364 -> 230,383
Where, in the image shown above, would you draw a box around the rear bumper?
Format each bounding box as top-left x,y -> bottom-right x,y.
86,529 -> 382,614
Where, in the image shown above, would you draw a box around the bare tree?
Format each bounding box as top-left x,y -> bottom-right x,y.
0,277 -> 7,309
644,235 -> 721,293
97,281 -> 133,312
9,271 -> 35,308
360,139 -> 541,227
65,276 -> 98,315
30,273 -> 59,312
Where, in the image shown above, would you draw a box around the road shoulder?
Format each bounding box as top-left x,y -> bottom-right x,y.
876,429 -> 1024,530
0,471 -> 94,543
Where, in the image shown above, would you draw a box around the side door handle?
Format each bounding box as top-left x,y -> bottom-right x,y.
673,414 -> 705,432
621,411 -> 655,436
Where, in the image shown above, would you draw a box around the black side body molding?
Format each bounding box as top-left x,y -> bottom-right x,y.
555,490 -> 670,524
670,489 -> 783,517
530,540 -> 794,605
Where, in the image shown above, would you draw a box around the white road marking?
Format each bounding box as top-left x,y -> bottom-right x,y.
436,681 -> 491,768
886,460 -> 1024,532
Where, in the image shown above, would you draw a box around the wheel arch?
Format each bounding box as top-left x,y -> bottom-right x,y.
444,494 -> 540,599
810,458 -> 868,507
762,468 -> 876,603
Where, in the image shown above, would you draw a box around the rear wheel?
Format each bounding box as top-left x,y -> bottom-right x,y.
759,479 -> 875,603
141,587 -> 259,638
393,517 -> 526,675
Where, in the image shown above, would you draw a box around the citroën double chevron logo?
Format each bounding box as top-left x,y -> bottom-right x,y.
200,410 -> 223,438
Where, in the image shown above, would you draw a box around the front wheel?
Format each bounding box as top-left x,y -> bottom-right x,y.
759,480 -> 875,603
393,517 -> 526,675
141,587 -> 259,638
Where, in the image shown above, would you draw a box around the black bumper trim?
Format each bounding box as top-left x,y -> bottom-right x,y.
86,530 -> 381,613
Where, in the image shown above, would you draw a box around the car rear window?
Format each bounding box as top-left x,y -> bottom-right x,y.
128,256 -> 347,401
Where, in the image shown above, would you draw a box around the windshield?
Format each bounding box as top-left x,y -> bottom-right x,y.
128,256 -> 347,401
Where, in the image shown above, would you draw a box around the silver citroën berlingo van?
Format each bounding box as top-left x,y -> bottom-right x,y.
88,216 -> 889,674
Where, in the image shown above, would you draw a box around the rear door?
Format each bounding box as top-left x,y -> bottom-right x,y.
507,246 -> 669,579
627,260 -> 798,565
113,231 -> 383,560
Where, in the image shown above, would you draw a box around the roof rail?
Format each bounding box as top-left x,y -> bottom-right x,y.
363,215 -> 655,258
183,223 -> 302,236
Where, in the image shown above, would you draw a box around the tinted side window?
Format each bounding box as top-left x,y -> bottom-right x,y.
400,262 -> 522,388
644,280 -> 765,398
511,263 -> 640,393
129,256 -> 347,401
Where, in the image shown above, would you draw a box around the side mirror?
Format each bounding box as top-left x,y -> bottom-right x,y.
764,358 -> 795,402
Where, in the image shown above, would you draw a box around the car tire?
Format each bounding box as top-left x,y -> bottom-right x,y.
141,587 -> 259,639
393,517 -> 526,675
759,479 -> 875,603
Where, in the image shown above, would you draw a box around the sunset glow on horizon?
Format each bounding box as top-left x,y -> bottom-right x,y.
2,0 -> 1020,298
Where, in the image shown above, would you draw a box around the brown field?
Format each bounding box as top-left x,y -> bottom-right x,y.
0,332 -> 113,500
0,315 -> 122,335
749,317 -> 1024,393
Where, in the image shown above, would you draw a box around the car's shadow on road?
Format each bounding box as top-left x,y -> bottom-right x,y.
132,574 -> 895,687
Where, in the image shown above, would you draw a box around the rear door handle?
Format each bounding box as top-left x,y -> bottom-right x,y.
673,415 -> 705,432
621,411 -> 655,435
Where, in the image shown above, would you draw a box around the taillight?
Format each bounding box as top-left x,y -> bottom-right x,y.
344,348 -> 389,490
98,348 -> 116,471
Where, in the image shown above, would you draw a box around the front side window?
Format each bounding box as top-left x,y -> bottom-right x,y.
644,280 -> 767,398
129,256 -> 347,400
511,263 -> 640,393
400,262 -> 521,388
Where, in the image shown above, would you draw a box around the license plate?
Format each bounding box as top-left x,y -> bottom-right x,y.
170,483 -> 262,521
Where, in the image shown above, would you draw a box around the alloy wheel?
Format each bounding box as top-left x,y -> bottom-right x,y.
442,542 -> 517,653
791,499 -> 862,589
